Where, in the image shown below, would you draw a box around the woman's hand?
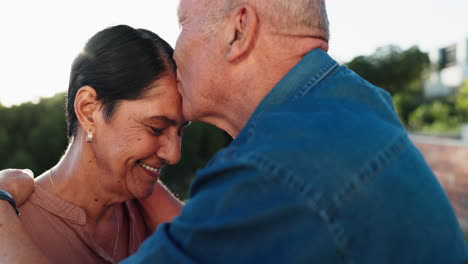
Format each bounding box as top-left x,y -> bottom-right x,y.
0,169 -> 35,206
139,181 -> 184,232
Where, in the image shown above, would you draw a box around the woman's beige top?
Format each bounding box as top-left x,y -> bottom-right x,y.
19,185 -> 150,264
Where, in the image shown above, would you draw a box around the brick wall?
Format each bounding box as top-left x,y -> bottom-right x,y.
411,135 -> 468,232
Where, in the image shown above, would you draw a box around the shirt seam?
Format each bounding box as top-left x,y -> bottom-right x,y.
331,132 -> 409,209
229,151 -> 343,262
292,60 -> 339,100
225,131 -> 409,263
323,131 -> 409,263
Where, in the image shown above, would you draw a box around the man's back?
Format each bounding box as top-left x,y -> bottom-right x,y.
124,49 -> 468,263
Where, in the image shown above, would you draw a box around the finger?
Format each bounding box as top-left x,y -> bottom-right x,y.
20,169 -> 34,178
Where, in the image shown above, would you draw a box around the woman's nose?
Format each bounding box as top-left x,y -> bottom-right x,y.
157,132 -> 181,165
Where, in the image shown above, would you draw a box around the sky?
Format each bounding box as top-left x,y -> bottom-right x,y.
0,0 -> 467,107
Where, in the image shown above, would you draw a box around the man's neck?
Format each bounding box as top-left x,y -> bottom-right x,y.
212,36 -> 328,138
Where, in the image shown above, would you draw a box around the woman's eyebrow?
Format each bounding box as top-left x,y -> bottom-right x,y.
147,116 -> 190,128
147,116 -> 176,125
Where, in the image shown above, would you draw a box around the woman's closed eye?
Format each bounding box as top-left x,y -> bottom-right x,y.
149,127 -> 165,136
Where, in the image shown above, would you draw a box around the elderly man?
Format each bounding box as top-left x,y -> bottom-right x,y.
1,0 -> 468,263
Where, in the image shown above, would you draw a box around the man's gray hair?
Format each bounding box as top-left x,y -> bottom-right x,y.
218,0 -> 329,40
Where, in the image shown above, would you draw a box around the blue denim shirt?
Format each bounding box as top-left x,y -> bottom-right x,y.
123,49 -> 468,263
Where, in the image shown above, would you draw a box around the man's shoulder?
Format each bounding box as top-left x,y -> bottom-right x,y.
199,97 -> 411,193
249,98 -> 404,153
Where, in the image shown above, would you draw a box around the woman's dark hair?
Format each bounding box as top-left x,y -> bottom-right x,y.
66,25 -> 176,137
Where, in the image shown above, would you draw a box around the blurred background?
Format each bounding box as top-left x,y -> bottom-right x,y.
0,0 -> 467,240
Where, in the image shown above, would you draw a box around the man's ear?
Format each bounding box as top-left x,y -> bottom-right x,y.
74,86 -> 100,134
225,4 -> 258,62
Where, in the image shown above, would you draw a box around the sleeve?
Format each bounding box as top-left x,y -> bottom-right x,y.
121,159 -> 338,264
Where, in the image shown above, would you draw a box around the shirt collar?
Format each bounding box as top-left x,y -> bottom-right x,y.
30,185 -> 87,225
250,49 -> 337,121
235,49 -> 338,143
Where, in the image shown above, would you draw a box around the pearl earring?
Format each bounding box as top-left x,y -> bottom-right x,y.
86,131 -> 93,142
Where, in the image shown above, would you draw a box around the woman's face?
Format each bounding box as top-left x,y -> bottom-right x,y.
92,75 -> 188,200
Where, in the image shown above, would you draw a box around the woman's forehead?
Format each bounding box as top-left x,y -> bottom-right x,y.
125,91 -> 183,122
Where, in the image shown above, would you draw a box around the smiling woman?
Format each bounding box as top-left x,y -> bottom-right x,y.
14,25 -> 186,263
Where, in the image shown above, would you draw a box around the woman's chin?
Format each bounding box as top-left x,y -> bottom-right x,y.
132,184 -> 157,200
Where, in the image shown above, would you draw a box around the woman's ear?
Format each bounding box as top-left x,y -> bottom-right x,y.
74,86 -> 100,134
225,4 -> 258,62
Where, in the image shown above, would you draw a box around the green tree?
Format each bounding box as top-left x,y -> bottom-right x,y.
347,45 -> 430,95
346,45 -> 430,126
0,93 -> 68,173
393,92 -> 418,126
455,80 -> 468,122
408,100 -> 459,132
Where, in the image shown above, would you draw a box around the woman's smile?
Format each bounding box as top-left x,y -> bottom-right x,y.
137,161 -> 162,178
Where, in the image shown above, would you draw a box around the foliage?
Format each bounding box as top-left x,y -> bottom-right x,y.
345,45 -> 468,134
347,45 -> 430,96
0,94 -> 231,199
0,94 -> 68,174
406,80 -> 468,133
346,45 -> 430,126
408,100 -> 460,132
455,80 -> 468,122
392,92 -> 419,126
